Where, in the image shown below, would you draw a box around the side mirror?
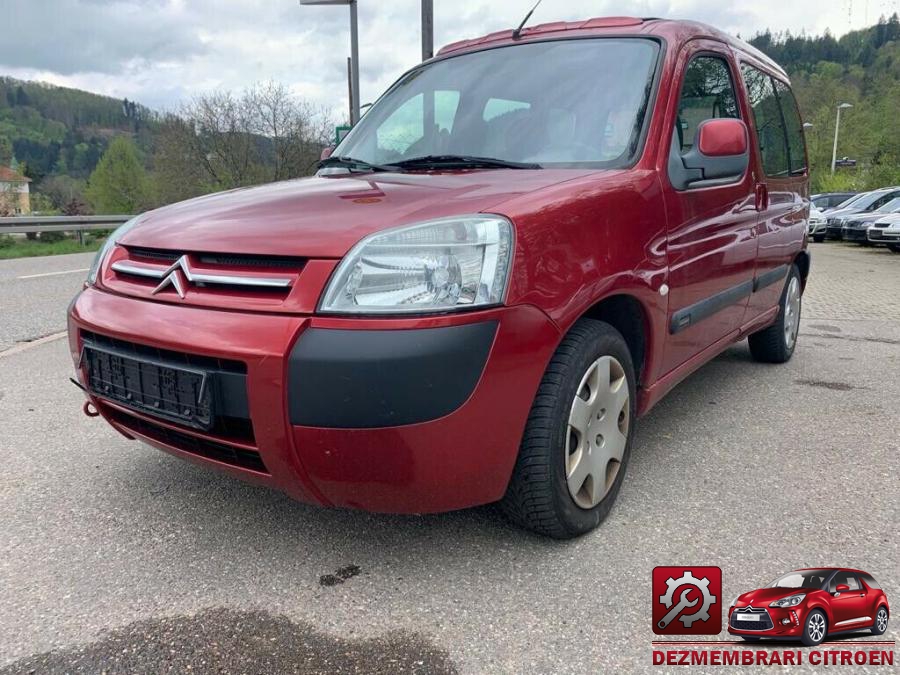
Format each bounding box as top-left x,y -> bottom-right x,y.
670,118 -> 750,190
320,145 -> 335,161
835,584 -> 850,594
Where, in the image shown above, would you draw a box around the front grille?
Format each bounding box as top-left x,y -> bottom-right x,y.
730,609 -> 774,631
126,246 -> 306,270
82,331 -> 253,442
106,407 -> 267,474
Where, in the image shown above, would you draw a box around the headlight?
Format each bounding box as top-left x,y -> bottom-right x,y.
769,593 -> 805,608
730,595 -> 740,608
86,216 -> 141,286
319,215 -> 513,314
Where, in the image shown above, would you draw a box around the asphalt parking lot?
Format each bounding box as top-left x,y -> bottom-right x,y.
1,243 -> 897,674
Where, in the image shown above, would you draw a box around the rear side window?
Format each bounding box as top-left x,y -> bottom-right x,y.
773,79 -> 807,175
675,55 -> 740,153
860,573 -> 881,589
741,64 -> 790,177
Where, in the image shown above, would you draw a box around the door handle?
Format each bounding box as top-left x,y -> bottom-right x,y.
859,593 -> 865,597
754,183 -> 768,211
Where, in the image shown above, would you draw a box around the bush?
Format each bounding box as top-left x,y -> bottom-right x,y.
0,234 -> 14,249
39,231 -> 68,243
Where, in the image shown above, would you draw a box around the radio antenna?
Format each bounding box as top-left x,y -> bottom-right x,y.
512,0 -> 544,40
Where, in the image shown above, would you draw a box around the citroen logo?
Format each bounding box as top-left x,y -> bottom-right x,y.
151,255 -> 192,298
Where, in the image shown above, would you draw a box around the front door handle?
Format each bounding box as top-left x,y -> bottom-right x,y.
859,593 -> 865,597
754,183 -> 769,211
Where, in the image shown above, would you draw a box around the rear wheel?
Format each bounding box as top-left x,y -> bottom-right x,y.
748,265 -> 802,364
501,319 -> 636,539
801,610 -> 827,646
872,606 -> 889,635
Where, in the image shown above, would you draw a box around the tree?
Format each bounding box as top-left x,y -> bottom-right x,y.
0,136 -> 12,166
151,82 -> 332,204
85,136 -> 149,214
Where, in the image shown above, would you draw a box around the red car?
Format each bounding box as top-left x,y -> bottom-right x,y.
728,568 -> 890,646
68,17 -> 810,538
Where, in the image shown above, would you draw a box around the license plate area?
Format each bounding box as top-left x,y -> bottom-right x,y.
82,342 -> 213,430
737,614 -> 760,622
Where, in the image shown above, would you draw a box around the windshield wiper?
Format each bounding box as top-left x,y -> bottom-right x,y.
392,155 -> 542,170
317,155 -> 400,173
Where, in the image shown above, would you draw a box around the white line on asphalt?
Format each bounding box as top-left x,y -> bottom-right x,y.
17,268 -> 89,280
0,331 -> 68,359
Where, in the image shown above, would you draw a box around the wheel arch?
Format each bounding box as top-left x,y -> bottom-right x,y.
578,293 -> 653,388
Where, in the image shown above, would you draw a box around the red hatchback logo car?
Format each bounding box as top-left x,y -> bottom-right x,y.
68,17 -> 811,538
728,568 -> 890,646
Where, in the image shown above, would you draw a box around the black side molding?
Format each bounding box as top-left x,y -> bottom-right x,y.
753,264 -> 789,292
670,280 -> 753,334
288,321 -> 498,428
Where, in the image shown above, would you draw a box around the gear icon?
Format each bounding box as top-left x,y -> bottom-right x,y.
659,571 -> 717,628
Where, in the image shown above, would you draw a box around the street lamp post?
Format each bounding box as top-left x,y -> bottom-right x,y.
831,103 -> 853,175
300,0 -> 361,125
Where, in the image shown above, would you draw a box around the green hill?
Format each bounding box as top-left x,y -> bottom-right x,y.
0,77 -> 156,181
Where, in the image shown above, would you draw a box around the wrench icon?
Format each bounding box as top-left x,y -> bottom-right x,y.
657,588 -> 698,629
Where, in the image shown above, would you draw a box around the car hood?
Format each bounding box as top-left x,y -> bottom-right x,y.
735,587 -> 811,606
120,169 -> 594,258
849,211 -> 899,224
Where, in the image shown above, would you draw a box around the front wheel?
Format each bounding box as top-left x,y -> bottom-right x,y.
872,606 -> 889,635
500,319 -> 636,539
812,235 -> 825,243
801,610 -> 828,646
889,244 -> 900,253
748,265 -> 802,364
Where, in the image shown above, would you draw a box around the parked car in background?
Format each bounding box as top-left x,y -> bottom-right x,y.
842,197 -> 900,243
67,17 -> 811,538
808,206 -> 827,242
826,187 -> 900,240
868,213 -> 900,252
811,192 -> 856,212
728,568 -> 890,646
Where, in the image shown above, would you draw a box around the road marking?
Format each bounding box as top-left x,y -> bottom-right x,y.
17,268 -> 89,280
0,331 -> 68,359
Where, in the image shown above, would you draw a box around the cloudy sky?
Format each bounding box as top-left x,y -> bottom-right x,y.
4,0 -> 899,117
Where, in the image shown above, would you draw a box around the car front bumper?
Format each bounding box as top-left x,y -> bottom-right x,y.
727,606 -> 806,638
868,229 -> 900,244
68,286 -> 560,513
844,227 -> 870,242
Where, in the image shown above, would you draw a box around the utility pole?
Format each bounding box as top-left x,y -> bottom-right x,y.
421,0 -> 434,60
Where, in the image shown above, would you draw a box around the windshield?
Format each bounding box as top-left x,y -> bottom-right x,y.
835,193 -> 867,210
335,38 -> 660,168
875,197 -> 900,213
769,569 -> 830,589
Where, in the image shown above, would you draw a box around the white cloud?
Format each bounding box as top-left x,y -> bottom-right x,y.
2,0 -> 888,117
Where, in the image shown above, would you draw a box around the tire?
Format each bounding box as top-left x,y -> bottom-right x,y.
748,265 -> 802,364
889,244 -> 900,253
871,606 -> 889,636
812,235 -> 825,243
500,319 -> 636,539
801,610 -> 828,647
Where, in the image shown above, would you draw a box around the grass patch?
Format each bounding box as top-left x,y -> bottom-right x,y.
0,235 -> 104,259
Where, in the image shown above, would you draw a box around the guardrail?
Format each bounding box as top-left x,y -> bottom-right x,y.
0,215 -> 133,235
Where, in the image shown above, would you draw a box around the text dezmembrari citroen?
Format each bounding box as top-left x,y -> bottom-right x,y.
69,17 -> 811,538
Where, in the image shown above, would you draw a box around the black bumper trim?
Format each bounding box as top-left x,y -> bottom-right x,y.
753,264 -> 788,292
288,321 -> 498,428
670,280 -> 753,335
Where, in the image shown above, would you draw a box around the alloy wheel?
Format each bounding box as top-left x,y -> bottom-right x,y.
876,608 -> 888,632
784,276 -> 801,350
808,612 -> 826,643
565,355 -> 630,509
